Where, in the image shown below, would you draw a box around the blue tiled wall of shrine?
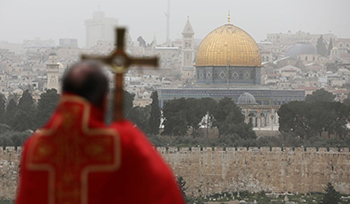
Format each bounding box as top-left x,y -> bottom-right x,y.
196,66 -> 261,85
157,88 -> 305,107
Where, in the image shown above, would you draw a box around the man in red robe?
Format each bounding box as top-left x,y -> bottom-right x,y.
15,61 -> 185,204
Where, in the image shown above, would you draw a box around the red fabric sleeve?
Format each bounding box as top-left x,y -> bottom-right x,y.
110,120 -> 185,204
15,135 -> 50,204
14,137 -> 29,204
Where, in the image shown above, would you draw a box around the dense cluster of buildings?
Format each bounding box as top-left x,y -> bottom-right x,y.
1,11 -> 350,121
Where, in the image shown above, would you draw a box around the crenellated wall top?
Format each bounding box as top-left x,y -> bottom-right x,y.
1,146 -> 350,156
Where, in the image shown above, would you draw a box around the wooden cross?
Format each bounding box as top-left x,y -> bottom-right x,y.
81,28 -> 159,121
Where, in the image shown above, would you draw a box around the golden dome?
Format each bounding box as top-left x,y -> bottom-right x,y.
196,24 -> 261,67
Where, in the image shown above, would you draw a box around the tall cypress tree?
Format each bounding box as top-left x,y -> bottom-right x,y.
148,91 -> 161,135
124,90 -> 135,119
0,94 -> 6,124
316,35 -> 328,57
328,38 -> 334,56
36,89 -> 59,129
17,90 -> 34,111
185,98 -> 207,136
5,99 -> 17,127
129,106 -> 151,133
212,97 -> 244,136
162,98 -> 188,136
13,90 -> 36,131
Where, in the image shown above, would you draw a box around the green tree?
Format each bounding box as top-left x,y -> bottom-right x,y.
0,130 -> 30,147
212,98 -> 243,130
148,91 -> 161,135
17,90 -> 34,110
162,98 -> 188,136
200,98 -> 217,136
212,97 -> 255,138
0,124 -> 11,134
305,89 -> 335,103
5,99 -> 17,127
307,101 -> 331,137
0,93 -> 6,124
343,92 -> 350,107
185,98 -> 207,136
322,182 -> 341,204
0,132 -> 14,147
278,101 -> 310,139
343,95 -> 350,107
316,35 -> 328,57
279,101 -> 349,139
7,93 -> 20,103
124,90 -> 135,119
36,89 -> 59,129
10,131 -> 30,147
12,90 -> 36,131
200,98 -> 217,114
328,38 -> 334,56
128,105 -> 150,133
324,102 -> 349,139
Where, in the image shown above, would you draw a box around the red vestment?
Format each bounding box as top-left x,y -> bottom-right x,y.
15,94 -> 185,204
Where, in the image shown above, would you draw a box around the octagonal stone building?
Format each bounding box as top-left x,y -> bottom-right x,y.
195,23 -> 261,85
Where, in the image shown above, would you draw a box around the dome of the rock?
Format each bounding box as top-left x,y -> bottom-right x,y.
195,21 -> 262,85
196,24 -> 261,67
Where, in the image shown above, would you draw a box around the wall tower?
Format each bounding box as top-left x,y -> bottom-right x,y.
46,52 -> 60,93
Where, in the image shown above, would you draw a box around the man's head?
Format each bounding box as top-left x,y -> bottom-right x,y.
62,61 -> 109,109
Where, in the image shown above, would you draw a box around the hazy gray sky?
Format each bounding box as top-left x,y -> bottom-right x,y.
1,0 -> 349,47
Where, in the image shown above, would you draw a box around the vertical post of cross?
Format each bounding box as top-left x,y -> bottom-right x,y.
114,28 -> 126,121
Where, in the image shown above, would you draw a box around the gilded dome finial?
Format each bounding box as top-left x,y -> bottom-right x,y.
228,10 -> 231,24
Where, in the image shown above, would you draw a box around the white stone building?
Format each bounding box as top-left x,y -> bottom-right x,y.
46,52 -> 60,92
85,11 -> 118,49
181,17 -> 195,79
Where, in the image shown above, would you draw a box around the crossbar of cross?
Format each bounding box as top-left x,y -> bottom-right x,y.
81,28 -> 159,121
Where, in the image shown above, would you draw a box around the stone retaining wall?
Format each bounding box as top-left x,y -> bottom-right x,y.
1,146 -> 350,199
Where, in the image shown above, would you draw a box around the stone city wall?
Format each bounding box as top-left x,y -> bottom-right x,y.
0,147 -> 20,200
1,146 -> 350,200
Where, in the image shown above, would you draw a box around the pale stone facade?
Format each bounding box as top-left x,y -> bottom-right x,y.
0,147 -> 20,200
46,53 -> 60,92
181,17 -> 195,79
85,11 -> 118,49
161,147 -> 350,197
1,147 -> 350,200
